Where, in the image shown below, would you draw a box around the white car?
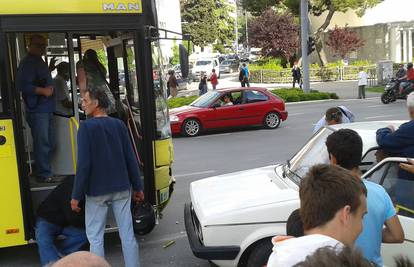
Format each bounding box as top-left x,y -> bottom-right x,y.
192,58 -> 220,81
184,121 -> 414,267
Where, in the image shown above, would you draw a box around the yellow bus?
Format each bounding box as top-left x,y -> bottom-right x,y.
0,0 -> 179,248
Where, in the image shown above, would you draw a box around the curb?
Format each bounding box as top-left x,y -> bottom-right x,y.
285,97 -> 380,105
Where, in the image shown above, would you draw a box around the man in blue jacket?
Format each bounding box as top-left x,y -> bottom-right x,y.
71,89 -> 144,267
17,35 -> 55,183
377,92 -> 414,209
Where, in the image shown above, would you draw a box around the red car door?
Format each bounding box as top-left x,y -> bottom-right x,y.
203,91 -> 246,129
238,90 -> 270,125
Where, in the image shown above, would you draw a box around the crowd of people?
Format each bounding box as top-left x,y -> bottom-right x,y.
17,34 -> 414,267
17,35 -> 144,267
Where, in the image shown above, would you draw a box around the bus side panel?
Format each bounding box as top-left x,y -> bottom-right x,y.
154,138 -> 174,206
0,119 -> 27,248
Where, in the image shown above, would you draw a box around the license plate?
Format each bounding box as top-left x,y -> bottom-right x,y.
159,187 -> 169,204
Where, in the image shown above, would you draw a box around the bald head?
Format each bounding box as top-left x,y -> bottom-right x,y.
51,251 -> 111,267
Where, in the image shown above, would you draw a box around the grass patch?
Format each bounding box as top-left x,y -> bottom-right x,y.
168,88 -> 339,108
366,86 -> 384,93
168,95 -> 198,108
270,88 -> 338,102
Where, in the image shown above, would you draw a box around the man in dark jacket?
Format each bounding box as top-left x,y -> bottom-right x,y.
35,176 -> 87,266
71,88 -> 144,267
377,92 -> 414,208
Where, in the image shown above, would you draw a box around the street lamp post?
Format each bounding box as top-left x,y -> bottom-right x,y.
301,0 -> 310,93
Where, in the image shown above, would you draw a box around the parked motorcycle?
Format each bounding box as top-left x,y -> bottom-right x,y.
381,78 -> 413,104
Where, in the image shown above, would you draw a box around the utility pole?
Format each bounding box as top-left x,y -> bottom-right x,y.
300,0 -> 310,93
245,10 -> 249,52
235,5 -> 238,55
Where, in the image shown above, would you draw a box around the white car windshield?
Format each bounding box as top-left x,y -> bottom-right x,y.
196,60 -> 212,66
190,91 -> 220,107
285,128 -> 334,184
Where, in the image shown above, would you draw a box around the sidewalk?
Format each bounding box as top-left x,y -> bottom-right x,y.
177,74 -> 382,99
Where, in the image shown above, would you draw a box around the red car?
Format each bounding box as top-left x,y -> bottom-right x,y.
169,87 -> 288,136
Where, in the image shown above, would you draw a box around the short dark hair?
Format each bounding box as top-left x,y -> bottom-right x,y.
326,129 -> 363,170
325,107 -> 342,122
299,164 -> 367,231
86,89 -> 110,111
293,246 -> 372,267
286,209 -> 304,237
395,256 -> 414,267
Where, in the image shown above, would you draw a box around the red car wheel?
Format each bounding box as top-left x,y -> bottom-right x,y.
182,119 -> 201,137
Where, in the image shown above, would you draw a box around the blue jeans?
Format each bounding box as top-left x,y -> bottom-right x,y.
35,217 -> 88,266
85,190 -> 140,267
26,112 -> 54,178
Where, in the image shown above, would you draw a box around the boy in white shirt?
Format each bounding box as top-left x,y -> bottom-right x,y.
358,67 -> 368,99
267,164 -> 367,267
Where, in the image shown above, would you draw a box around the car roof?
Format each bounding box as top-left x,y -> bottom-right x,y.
216,87 -> 267,93
327,120 -> 406,154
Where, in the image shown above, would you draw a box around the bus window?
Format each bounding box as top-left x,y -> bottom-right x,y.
152,42 -> 171,140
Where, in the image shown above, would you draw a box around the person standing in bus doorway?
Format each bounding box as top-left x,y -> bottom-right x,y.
76,49 -> 116,115
210,69 -> 218,90
54,62 -> 73,116
17,34 -> 56,183
71,89 -> 144,267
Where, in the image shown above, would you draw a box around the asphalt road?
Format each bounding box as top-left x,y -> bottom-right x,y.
0,97 -> 409,267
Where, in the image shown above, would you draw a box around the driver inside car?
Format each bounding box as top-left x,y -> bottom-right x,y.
221,94 -> 233,106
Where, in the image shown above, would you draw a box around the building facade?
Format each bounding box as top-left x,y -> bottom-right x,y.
310,0 -> 414,63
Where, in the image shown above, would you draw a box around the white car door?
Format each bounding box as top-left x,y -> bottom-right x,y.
364,158 -> 414,266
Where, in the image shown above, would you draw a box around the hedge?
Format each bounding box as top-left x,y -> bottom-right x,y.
168,89 -> 338,108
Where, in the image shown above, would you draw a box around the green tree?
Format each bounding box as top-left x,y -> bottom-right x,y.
181,0 -> 219,51
240,0 -> 283,16
170,40 -> 180,65
215,0 -> 235,49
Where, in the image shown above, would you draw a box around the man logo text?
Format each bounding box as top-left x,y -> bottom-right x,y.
103,3 -> 140,12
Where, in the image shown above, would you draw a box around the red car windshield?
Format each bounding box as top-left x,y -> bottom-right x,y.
191,91 -> 221,107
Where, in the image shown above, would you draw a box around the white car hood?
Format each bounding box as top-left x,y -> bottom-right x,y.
190,165 -> 299,225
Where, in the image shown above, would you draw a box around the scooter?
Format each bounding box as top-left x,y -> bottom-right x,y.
381,78 -> 413,104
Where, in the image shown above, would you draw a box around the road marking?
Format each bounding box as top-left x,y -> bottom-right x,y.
194,133 -> 232,138
364,115 -> 394,119
289,112 -> 305,116
175,170 -> 216,178
367,105 -> 384,108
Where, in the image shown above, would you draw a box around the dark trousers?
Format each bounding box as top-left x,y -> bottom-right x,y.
293,77 -> 302,88
358,85 -> 366,99
26,112 -> 54,178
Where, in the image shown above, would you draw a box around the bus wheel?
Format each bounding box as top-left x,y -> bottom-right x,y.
182,119 -> 201,137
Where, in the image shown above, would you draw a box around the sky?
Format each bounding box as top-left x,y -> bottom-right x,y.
363,0 -> 414,25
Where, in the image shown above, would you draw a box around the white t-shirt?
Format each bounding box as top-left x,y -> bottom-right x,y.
54,75 -> 72,116
358,71 -> 368,86
267,234 -> 343,267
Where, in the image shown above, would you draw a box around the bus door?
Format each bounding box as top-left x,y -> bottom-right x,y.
5,32 -> 79,234
0,33 -> 28,247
